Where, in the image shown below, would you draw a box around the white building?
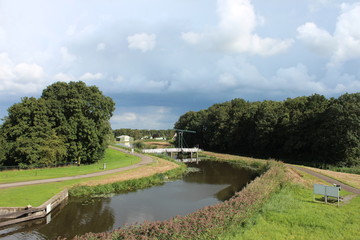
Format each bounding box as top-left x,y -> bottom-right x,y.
116,135 -> 134,142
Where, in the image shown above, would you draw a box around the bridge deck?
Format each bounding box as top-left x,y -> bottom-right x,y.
142,148 -> 201,154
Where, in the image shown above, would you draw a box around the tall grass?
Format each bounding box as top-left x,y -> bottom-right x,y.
70,161 -> 286,240
219,183 -> 360,240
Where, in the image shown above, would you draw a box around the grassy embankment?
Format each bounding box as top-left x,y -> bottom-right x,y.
0,148 -> 140,184
0,148 -> 181,207
219,167 -> 360,240
72,152 -> 360,240
71,153 -> 286,240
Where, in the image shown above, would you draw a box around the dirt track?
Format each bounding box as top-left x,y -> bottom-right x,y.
287,164 -> 360,195
0,146 -> 153,190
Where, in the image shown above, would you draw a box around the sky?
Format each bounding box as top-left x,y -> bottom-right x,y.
0,0 -> 360,129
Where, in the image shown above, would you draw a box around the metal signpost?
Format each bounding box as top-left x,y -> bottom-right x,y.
313,184 -> 341,206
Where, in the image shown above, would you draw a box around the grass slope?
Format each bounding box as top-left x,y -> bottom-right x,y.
0,148 -> 140,184
219,171 -> 360,240
0,155 -> 179,207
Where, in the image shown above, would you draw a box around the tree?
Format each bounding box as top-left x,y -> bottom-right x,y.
1,97 -> 67,166
0,81 -> 115,166
41,81 -> 115,164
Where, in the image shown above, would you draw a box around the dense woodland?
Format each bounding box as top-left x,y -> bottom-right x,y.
113,129 -> 175,140
175,93 -> 360,167
0,81 -> 115,167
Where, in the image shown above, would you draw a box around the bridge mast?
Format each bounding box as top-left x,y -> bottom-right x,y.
174,129 -> 196,149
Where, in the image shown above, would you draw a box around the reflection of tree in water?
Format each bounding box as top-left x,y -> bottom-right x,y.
184,161 -> 258,201
38,198 -> 115,239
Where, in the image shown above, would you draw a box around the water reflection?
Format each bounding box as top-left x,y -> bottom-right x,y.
0,160 -> 256,240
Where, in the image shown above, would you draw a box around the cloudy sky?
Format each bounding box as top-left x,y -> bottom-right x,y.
1,0 -> 360,129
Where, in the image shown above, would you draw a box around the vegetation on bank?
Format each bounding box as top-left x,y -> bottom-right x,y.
0,81 -> 115,167
175,93 -> 360,167
0,148 -> 139,206
70,160 -> 286,240
219,172 -> 360,240
69,163 -> 186,197
0,148 -> 140,184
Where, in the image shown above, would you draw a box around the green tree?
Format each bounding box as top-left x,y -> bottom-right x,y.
0,81 -> 115,166
1,97 -> 67,166
41,81 -> 115,164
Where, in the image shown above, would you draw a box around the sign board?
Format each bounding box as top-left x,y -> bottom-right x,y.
326,186 -> 340,198
313,184 -> 341,206
314,184 -> 326,195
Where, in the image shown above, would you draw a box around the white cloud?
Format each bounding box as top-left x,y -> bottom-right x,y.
218,73 -> 237,87
182,0 -> 293,56
14,63 -> 44,80
60,47 -> 77,62
54,72 -> 75,82
97,42 -> 106,51
66,24 -> 77,36
79,72 -> 104,81
271,63 -> 326,93
297,22 -> 336,56
112,112 -> 138,122
298,3 -> 360,66
181,32 -> 203,44
110,107 -> 174,129
0,53 -> 45,93
127,33 -> 156,52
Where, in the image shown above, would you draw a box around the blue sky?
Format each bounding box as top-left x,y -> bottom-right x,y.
0,0 -> 360,129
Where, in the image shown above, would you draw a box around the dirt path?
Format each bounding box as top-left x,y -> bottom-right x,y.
287,164 -> 360,195
0,146 -> 154,190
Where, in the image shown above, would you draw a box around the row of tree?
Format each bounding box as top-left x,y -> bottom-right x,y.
175,93 -> 360,167
113,129 -> 175,141
0,81 -> 115,167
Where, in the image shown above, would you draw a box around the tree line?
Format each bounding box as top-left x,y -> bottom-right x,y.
174,93 -> 360,167
113,129 -> 175,141
0,81 -> 115,167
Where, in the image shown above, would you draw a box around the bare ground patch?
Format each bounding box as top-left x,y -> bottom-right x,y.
82,157 -> 179,186
144,141 -> 173,148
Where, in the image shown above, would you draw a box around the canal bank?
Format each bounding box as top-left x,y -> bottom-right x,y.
0,153 -> 278,239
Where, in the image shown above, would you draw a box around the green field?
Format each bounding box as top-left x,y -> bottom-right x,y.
219,180 -> 360,240
0,148 -> 140,184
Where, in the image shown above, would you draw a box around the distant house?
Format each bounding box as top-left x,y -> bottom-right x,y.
116,135 -> 134,142
154,137 -> 167,140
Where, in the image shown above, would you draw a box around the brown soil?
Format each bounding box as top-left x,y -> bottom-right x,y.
144,141 -> 173,148
82,157 -> 179,186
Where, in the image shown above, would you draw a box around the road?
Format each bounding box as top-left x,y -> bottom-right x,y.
287,164 -> 360,195
0,146 -> 153,190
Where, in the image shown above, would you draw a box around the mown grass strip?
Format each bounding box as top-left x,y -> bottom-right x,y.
0,148 -> 140,184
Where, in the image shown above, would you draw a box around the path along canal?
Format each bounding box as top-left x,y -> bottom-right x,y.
0,160 -> 258,239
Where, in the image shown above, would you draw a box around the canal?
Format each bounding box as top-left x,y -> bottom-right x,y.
0,161 -> 258,239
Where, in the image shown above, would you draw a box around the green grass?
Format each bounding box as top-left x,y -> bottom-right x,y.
0,155 -> 183,207
0,148 -> 140,184
219,183 -> 360,240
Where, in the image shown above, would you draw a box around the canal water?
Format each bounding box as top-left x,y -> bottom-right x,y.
0,161 -> 257,239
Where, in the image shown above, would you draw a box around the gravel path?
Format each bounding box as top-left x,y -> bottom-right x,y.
0,146 -> 153,190
287,164 -> 360,195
